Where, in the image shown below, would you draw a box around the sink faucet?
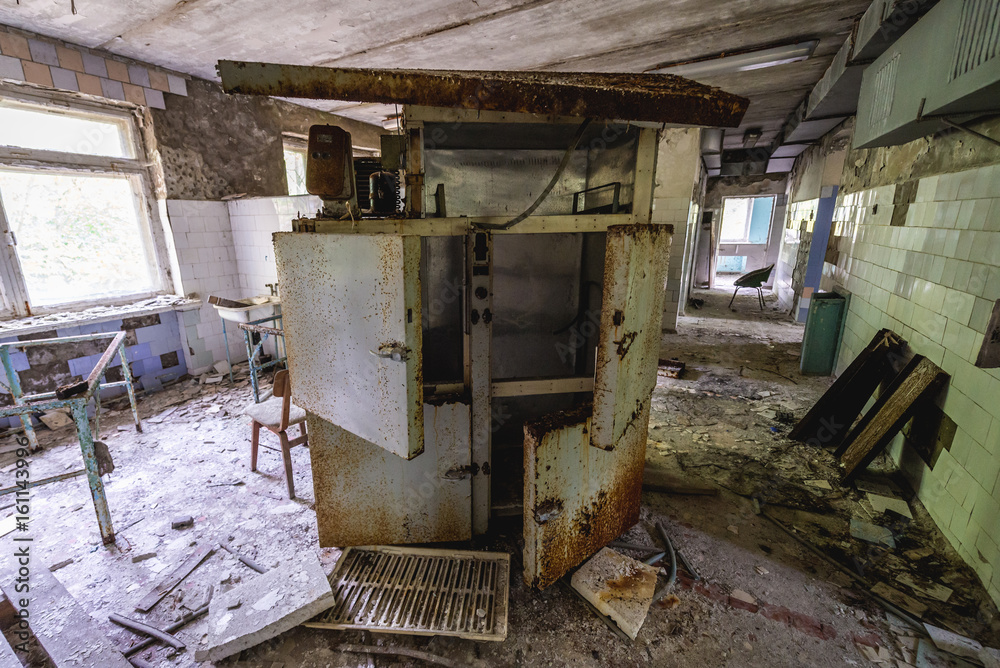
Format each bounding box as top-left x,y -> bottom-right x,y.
266,283 -> 278,297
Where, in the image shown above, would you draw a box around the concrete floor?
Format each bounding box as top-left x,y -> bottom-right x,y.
0,283 -> 996,667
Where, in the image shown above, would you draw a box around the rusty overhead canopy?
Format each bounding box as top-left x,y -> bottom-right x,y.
216,61 -> 749,128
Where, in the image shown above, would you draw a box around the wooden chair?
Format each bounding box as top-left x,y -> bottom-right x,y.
246,369 -> 307,499
729,263 -> 775,310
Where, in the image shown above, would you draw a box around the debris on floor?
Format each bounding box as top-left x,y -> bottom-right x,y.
571,547 -> 658,640
196,551 -> 334,662
658,358 -> 686,378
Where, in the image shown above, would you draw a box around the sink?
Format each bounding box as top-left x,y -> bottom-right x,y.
211,295 -> 281,324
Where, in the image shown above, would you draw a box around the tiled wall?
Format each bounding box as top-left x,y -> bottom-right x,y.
776,199 -> 819,312
228,195 -> 321,294
652,128 -> 702,331
0,311 -> 187,428
827,164 -> 1000,605
165,200 -> 243,375
0,24 -> 187,108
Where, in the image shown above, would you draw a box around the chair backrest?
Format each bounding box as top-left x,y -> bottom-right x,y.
273,369 -> 290,398
273,369 -> 293,431
735,263 -> 775,288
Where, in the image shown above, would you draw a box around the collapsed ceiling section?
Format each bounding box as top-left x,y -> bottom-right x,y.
217,62 -> 750,127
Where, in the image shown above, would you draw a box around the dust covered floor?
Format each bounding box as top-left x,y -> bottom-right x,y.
0,285 -> 996,667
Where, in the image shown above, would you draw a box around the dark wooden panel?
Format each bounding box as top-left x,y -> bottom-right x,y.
790,328 -> 904,451
840,356 -> 949,484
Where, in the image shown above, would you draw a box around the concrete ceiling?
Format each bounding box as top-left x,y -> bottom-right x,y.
0,0 -> 871,147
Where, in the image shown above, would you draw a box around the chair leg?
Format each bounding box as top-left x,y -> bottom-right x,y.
279,431 -> 295,500
250,420 -> 261,472
729,287 -> 740,309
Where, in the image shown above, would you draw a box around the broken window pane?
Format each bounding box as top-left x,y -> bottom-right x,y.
0,170 -> 155,306
0,101 -> 133,159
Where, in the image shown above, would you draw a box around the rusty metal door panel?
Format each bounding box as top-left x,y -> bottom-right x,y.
274,232 -> 423,460
591,224 -> 672,451
522,403 -> 647,590
309,402 -> 472,546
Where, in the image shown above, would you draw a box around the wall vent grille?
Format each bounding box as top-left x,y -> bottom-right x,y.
951,0 -> 1000,81
870,54 -> 900,125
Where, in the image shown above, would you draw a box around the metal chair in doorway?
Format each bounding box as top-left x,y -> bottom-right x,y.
728,264 -> 775,310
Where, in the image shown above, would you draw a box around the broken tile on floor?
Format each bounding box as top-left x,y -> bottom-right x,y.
924,624 -> 983,661
896,573 -> 953,603
867,493 -> 913,519
871,582 -> 928,618
195,551 -> 335,662
851,518 -> 896,548
915,638 -> 978,668
571,547 -> 657,640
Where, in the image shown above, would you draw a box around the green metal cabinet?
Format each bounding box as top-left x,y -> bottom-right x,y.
800,292 -> 847,375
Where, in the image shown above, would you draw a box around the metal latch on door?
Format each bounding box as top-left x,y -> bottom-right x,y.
369,344 -> 411,362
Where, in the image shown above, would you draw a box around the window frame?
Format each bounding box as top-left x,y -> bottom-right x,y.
0,83 -> 173,319
282,133 -> 308,197
719,195 -> 775,245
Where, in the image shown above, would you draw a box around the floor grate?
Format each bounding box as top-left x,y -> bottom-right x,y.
305,546 -> 510,641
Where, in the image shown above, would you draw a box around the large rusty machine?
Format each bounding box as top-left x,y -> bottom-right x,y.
218,63 -> 747,589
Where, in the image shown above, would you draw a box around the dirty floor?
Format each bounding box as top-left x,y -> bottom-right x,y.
0,283 -> 996,667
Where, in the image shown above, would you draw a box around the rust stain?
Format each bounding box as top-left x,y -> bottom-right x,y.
614,331 -> 637,358
219,62 -> 749,128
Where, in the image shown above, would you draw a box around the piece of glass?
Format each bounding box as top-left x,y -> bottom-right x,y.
0,169 -> 155,306
0,102 -> 133,158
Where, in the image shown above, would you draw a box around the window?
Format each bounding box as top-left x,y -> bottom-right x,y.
0,88 -> 164,316
283,141 -> 307,196
719,196 -> 775,244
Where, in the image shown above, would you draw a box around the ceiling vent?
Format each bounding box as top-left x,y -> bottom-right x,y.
854,0 -> 998,149
925,0 -> 1000,114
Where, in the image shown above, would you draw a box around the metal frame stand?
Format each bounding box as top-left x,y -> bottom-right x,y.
238,314 -> 287,403
0,331 -> 141,545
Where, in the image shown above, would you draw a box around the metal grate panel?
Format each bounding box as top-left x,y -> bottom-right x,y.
305,546 -> 510,641
951,0 -> 1000,81
870,54 -> 900,126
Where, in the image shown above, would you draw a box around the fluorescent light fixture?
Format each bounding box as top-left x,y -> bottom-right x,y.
648,40 -> 819,77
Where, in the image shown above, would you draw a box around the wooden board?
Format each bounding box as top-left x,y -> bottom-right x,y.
840,356 -> 949,483
523,402 -> 646,590
790,328 -> 903,451
134,543 -> 215,613
0,566 -> 131,667
309,402 -> 472,546
274,232 -> 424,460
591,224 -> 672,451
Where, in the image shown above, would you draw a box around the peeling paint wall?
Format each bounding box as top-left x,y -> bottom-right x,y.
149,79 -> 382,200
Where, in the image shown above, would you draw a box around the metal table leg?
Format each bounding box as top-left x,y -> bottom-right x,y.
71,400 -> 115,545
221,320 -> 234,383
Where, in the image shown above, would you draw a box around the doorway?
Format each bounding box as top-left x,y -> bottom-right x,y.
715,195 -> 775,287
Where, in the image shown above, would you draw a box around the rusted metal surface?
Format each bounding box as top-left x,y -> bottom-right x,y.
305,545 -> 509,641
217,61 -> 749,128
591,224 -> 673,450
274,231 -> 423,460
309,402 -> 472,547
522,401 -> 647,590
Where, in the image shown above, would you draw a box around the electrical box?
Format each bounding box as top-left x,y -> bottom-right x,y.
306,125 -> 354,200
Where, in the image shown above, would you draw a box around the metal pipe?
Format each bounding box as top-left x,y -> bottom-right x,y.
123,606 -> 209,657
219,542 -> 267,574
109,613 -> 186,650
941,118 -> 1000,149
